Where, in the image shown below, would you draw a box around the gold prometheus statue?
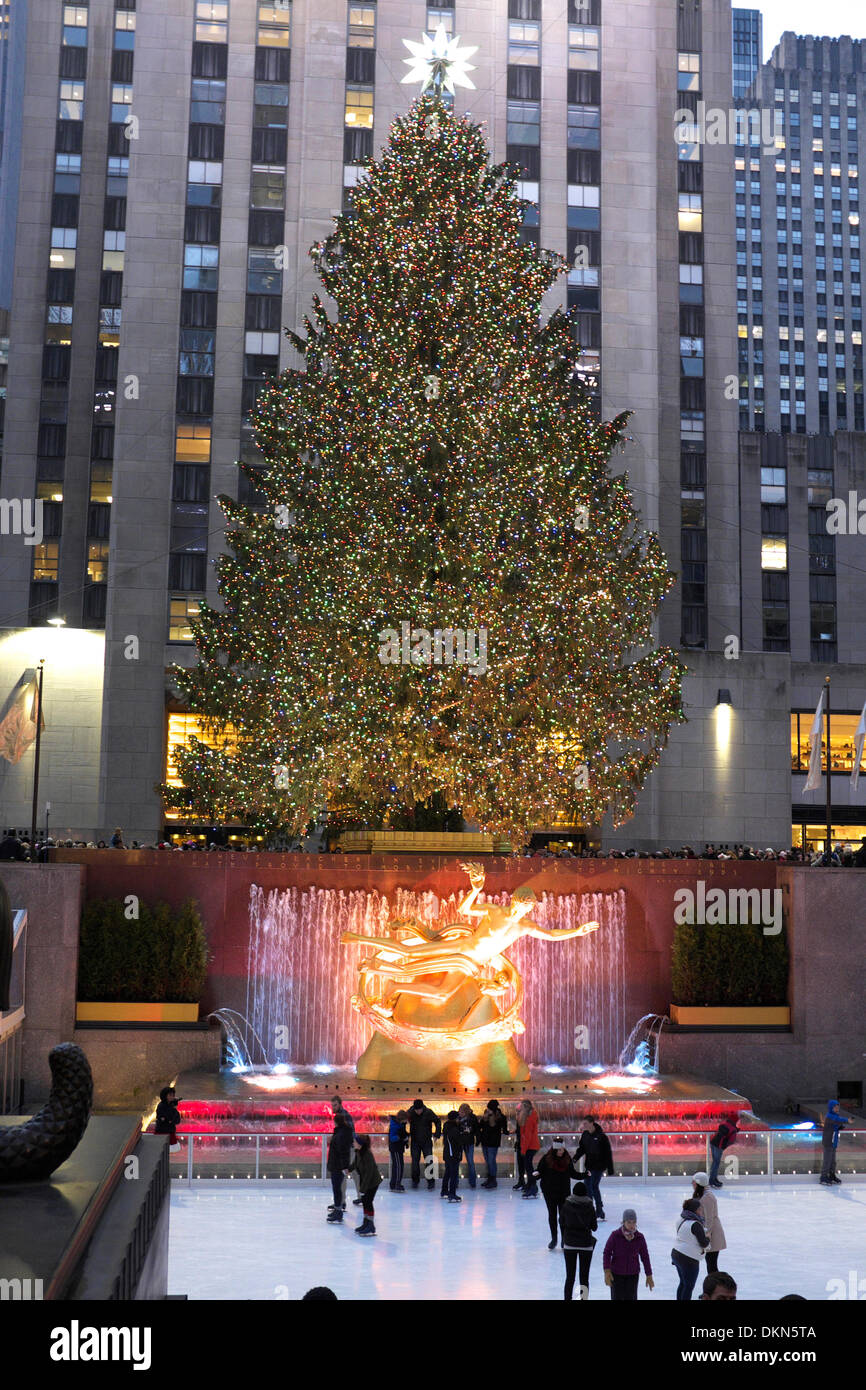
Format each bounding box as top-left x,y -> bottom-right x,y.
340,862 -> 599,1052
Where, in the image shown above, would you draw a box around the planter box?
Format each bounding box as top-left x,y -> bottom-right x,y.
76,1002 -> 200,1024
670,1004 -> 790,1027
336,829 -> 513,854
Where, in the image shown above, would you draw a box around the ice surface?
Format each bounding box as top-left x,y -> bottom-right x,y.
168,1177 -> 866,1301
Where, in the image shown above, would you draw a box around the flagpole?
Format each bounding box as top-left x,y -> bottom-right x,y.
30,660 -> 45,860
824,674 -> 832,856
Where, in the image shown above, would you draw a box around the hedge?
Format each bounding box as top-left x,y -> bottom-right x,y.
77,897 -> 209,1003
671,920 -> 789,1006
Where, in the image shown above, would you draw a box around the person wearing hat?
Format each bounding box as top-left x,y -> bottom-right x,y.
479,1099 -> 509,1188
820,1098 -> 851,1185
348,1133 -> 382,1237
602,1208 -> 654,1300
407,1097 -> 441,1189
671,1197 -> 709,1300
559,1180 -> 598,1300
440,1110 -> 463,1202
154,1085 -> 182,1153
535,1138 -> 579,1249
692,1171 -> 726,1273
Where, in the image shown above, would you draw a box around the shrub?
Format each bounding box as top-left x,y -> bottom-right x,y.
77,897 -> 209,1003
671,919 -> 789,1006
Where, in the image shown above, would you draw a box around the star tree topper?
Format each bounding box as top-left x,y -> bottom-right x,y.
401,23 -> 478,95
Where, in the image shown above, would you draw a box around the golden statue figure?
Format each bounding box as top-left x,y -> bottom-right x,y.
341,863 -> 599,1084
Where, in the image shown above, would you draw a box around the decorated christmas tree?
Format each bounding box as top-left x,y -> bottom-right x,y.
164,92 -> 684,842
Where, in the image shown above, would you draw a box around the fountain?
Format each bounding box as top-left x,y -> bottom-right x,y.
618,1013 -> 670,1075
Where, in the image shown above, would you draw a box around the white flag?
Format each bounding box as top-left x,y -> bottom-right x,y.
803,690 -> 825,793
851,701 -> 866,791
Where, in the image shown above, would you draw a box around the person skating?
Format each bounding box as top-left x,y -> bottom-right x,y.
517,1099 -> 540,1198
820,1098 -> 851,1184
692,1171 -> 726,1272
408,1097 -> 441,1188
388,1109 -> 409,1191
326,1112 -> 353,1222
671,1197 -> 709,1300
441,1110 -> 463,1202
349,1133 -> 382,1236
479,1099 -> 509,1188
457,1102 -> 481,1189
708,1112 -> 740,1189
534,1137 -> 578,1247
602,1208 -> 654,1300
575,1115 -> 614,1220
560,1179 -> 598,1301
330,1093 -> 358,1205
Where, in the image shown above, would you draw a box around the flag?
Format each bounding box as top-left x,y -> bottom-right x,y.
0,673 -> 44,765
803,689 -> 825,793
852,701 -> 866,792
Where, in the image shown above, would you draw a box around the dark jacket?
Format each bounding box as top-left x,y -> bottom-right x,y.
334,1106 -> 356,1138
479,1109 -> 509,1149
408,1104 -> 441,1149
349,1145 -> 382,1194
327,1122 -> 353,1173
388,1117 -> 408,1149
536,1149 -> 579,1203
154,1099 -> 181,1135
710,1119 -> 739,1151
442,1118 -> 463,1161
559,1193 -> 598,1249
0,834 -> 25,861
603,1228 -> 653,1277
576,1126 -> 614,1176
822,1103 -> 850,1149
458,1111 -> 481,1148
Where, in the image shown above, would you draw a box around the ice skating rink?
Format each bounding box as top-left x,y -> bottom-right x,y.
168,1178 -> 866,1301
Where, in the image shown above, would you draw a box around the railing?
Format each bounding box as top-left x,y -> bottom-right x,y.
163,1127 -> 866,1187
0,909 -> 27,1114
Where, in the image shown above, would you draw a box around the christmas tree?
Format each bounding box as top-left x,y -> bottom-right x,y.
164,95 -> 685,842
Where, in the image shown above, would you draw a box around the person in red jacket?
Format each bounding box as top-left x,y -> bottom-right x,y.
602,1208 -> 654,1300
517,1100 -> 540,1198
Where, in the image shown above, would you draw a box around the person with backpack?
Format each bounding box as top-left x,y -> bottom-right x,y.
671,1197 -> 709,1299
708,1112 -> 740,1189
535,1137 -> 579,1249
326,1112 -> 353,1223
479,1099 -> 509,1188
348,1133 -> 382,1236
575,1115 -> 614,1220
441,1110 -> 464,1202
820,1098 -> 852,1185
457,1103 -> 481,1189
692,1171 -> 726,1272
559,1180 -> 598,1300
407,1097 -> 441,1189
388,1109 -> 409,1192
602,1208 -> 654,1300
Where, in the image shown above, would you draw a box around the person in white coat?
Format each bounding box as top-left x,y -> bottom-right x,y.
692,1171 -> 727,1274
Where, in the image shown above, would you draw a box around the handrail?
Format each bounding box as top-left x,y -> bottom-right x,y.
166,1126 -> 863,1140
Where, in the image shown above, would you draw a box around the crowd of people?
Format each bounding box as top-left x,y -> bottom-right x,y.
317,1094 -> 834,1300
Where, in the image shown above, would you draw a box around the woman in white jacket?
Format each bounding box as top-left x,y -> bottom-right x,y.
692,1171 -> 727,1274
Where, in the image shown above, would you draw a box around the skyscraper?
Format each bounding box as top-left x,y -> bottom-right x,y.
732,6 -> 762,101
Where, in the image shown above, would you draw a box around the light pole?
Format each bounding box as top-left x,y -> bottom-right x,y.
29,659 -> 45,858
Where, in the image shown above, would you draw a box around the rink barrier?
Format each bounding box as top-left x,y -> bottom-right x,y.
165,1128 -> 866,1187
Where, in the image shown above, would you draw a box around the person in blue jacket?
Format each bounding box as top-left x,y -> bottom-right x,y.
388,1109 -> 409,1192
820,1099 -> 851,1185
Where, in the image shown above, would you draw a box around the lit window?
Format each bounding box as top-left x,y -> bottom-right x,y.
90,464 -> 113,503
345,87 -> 374,128
32,542 -> 60,582
349,6 -> 375,47
87,542 -> 109,584
258,1 -> 290,47
196,1 -> 229,43
165,711 -> 240,778
188,160 -> 223,184
168,600 -> 204,645
761,537 -> 787,571
175,422 -> 212,463
59,81 -> 85,121
250,166 -> 286,209
677,52 -> 700,92
111,84 -> 133,122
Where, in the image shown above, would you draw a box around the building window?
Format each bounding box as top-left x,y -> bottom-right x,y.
62,6 -> 89,45
345,87 -> 374,128
251,166 -> 286,209
168,598 -> 204,644
87,541 -> 109,584
32,542 -> 60,581
761,536 -> 787,570
349,6 -> 375,47
568,25 -> 599,71
258,1 -> 291,48
165,711 -> 239,783
175,422 -> 212,462
196,1 -> 229,43
59,81 -> 85,121
760,467 -> 786,503
508,21 -> 540,65
678,52 -> 700,92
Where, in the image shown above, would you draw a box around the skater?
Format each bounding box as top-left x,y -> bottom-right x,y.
457,1103 -> 481,1189
388,1109 -> 409,1191
154,1086 -> 182,1152
326,1112 -> 353,1222
671,1197 -> 709,1300
560,1179 -> 598,1301
820,1099 -> 851,1185
330,1093 -> 358,1205
441,1110 -> 463,1202
576,1115 -> 614,1220
408,1097 -> 441,1188
349,1133 -> 381,1236
479,1099 -> 509,1187
535,1137 -> 578,1248
602,1208 -> 654,1300
708,1112 -> 740,1189
692,1171 -> 726,1272
517,1099 -> 540,1198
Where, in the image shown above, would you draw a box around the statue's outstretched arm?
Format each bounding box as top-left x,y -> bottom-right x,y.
525,919 -> 600,940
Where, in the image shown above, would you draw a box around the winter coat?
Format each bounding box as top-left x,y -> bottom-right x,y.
576,1126 -> 614,1175
822,1102 -> 850,1149
154,1100 -> 181,1135
458,1112 -> 481,1148
327,1123 -> 353,1174
388,1117 -> 408,1149
710,1119 -> 739,1151
408,1104 -> 441,1149
535,1149 -> 579,1203
603,1228 -> 653,1277
672,1210 -> 709,1262
334,1106 -> 355,1138
442,1119 -> 463,1161
519,1110 -> 539,1153
559,1193 -> 598,1250
697,1188 -> 726,1253
479,1109 -> 509,1150
350,1145 -> 382,1194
